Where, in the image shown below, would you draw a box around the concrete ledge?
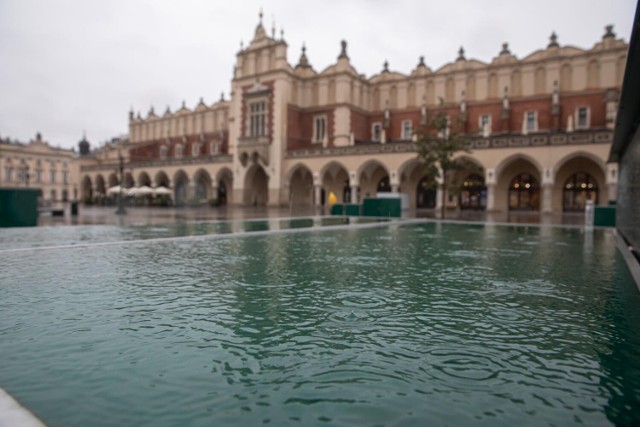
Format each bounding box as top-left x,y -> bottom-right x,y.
615,230 -> 640,292
0,387 -> 45,427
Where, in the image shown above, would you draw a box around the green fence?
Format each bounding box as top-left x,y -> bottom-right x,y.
594,206 -> 616,227
0,188 -> 39,227
330,204 -> 361,216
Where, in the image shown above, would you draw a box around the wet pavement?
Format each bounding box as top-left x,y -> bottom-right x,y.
33,204 -> 588,227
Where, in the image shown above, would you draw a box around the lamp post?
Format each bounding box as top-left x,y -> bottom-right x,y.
115,152 -> 126,215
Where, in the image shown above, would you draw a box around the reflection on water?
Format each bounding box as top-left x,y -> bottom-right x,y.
0,223 -> 639,426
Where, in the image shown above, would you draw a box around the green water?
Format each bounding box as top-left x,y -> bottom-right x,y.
0,222 -> 639,426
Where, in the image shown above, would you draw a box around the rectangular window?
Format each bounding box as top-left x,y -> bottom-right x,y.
479,114 -> 492,136
525,111 -> 538,132
175,144 -> 183,158
372,122 -> 382,142
192,143 -> 200,157
210,142 -> 219,155
5,168 -> 12,182
36,170 -> 42,183
63,171 -> 68,185
249,101 -> 267,137
402,120 -> 412,140
576,107 -> 590,129
50,170 -> 56,183
313,115 -> 327,143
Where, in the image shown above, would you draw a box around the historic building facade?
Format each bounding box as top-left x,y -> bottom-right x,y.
80,16 -> 628,214
0,133 -> 80,204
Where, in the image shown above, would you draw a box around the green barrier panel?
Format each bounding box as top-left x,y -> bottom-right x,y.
330,204 -> 361,216
0,188 -> 39,227
594,206 -> 616,227
362,198 -> 401,218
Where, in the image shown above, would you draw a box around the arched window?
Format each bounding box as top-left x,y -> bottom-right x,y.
508,173 -> 539,210
460,174 -> 487,210
563,172 -> 598,211
416,176 -> 436,208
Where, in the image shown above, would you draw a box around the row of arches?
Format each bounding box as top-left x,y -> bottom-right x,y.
81,168 -> 233,206
80,151 -> 608,213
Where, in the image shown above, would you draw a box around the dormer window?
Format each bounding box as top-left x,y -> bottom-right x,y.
192,142 -> 200,157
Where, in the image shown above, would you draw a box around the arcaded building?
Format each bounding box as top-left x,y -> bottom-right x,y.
81,16 -> 628,215
0,133 -> 79,204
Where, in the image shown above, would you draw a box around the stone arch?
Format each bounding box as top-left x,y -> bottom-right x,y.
560,63 -> 572,91
426,80 -> 435,105
108,172 -> 119,187
216,167 -> 233,206
123,172 -> 134,188
399,158 -> 428,208
358,160 -> 390,199
466,73 -> 476,101
587,59 -> 600,88
488,73 -> 498,98
154,170 -> 170,188
193,168 -> 212,203
390,85 -> 398,108
495,154 -> 543,212
511,69 -> 522,97
244,164 -> 269,206
617,55 -> 627,85
287,164 -> 314,207
95,174 -> 106,196
81,175 -> 93,202
552,152 -> 607,212
534,67 -> 546,94
173,169 -> 189,206
320,161 -> 350,204
445,78 -> 455,102
407,82 -> 416,107
137,171 -> 151,187
328,79 -> 336,104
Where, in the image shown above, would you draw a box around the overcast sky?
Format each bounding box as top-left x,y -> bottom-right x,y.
0,0 -> 635,150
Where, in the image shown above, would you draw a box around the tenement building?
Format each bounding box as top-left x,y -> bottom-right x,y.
80,16 -> 628,214
0,133 -> 79,204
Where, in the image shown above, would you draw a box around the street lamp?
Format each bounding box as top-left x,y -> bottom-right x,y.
115,152 -> 126,215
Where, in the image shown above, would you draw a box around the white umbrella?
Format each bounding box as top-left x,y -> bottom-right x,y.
153,186 -> 172,196
135,185 -> 154,196
107,185 -> 123,195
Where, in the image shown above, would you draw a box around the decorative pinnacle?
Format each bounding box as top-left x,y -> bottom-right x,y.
220,92 -> 225,101
500,42 -> 510,55
604,25 -> 615,38
418,56 -> 425,67
338,40 -> 348,59
259,8 -> 263,23
548,31 -> 559,48
457,46 -> 465,61
383,60 -> 389,72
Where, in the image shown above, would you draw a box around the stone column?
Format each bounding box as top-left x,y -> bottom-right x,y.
486,184 -> 496,211
390,170 -> 399,193
350,185 -> 359,204
541,183 -> 553,214
314,184 -> 322,207
349,171 -> 358,204
541,168 -> 554,214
